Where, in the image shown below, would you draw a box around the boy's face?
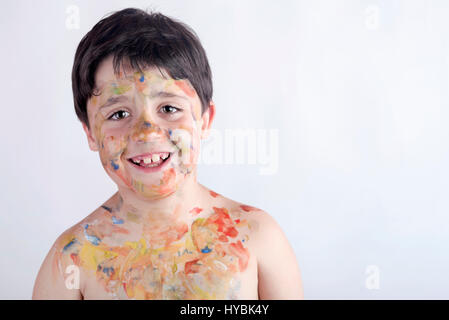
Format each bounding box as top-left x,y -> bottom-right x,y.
83,56 -> 214,200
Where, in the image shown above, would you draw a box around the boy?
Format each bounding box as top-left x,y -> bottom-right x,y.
32,8 -> 303,300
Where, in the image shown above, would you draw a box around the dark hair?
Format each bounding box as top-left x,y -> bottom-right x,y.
72,8 -> 213,129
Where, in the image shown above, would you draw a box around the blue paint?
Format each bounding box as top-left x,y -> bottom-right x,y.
139,75 -> 145,82
110,159 -> 119,170
144,121 -> 151,128
63,238 -> 79,252
102,267 -> 115,276
168,129 -> 172,136
112,216 -> 124,225
101,205 -> 112,213
201,245 -> 212,253
84,224 -> 101,246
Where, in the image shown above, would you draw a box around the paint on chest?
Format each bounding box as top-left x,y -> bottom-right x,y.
61,206 -> 251,299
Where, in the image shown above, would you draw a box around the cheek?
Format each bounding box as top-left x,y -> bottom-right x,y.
102,135 -> 125,157
169,125 -> 201,166
97,127 -> 129,169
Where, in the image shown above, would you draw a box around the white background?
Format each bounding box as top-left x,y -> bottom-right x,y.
0,0 -> 448,299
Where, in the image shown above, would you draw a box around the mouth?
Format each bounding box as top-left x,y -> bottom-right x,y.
126,152 -> 172,172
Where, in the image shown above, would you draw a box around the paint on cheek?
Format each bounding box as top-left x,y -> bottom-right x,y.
110,159 -> 120,170
170,128 -> 193,165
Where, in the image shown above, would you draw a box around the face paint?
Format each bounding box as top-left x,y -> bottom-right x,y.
87,61 -> 204,200
58,205 -> 251,299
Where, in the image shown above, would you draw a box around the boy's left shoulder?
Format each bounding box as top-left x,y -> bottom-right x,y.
208,192 -> 280,245
216,195 -> 304,299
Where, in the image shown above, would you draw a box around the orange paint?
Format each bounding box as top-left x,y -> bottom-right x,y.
175,80 -> 196,98
184,259 -> 201,275
70,253 -> 80,265
157,168 -> 177,195
189,207 -> 203,215
229,241 -> 250,271
209,190 -> 219,198
240,204 -> 258,212
210,207 -> 238,238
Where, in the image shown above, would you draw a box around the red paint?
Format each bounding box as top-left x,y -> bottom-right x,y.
210,207 -> 238,238
70,253 -> 80,265
113,225 -> 130,234
218,235 -> 228,242
209,190 -> 219,198
189,207 -> 203,215
184,259 -> 201,275
123,282 -> 129,298
240,204 -> 258,212
175,80 -> 196,98
229,241 -> 250,271
234,219 -> 240,224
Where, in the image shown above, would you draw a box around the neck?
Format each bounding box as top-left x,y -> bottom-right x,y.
111,171 -> 206,225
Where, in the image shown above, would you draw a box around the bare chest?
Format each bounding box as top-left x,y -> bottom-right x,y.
67,208 -> 259,299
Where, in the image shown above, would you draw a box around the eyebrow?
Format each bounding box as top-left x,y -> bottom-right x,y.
99,91 -> 189,109
99,95 -> 130,110
150,91 -> 189,101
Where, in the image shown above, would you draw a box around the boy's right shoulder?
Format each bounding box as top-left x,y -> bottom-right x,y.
32,209 -> 102,300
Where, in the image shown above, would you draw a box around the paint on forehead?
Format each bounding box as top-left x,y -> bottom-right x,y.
111,83 -> 133,96
174,80 -> 196,98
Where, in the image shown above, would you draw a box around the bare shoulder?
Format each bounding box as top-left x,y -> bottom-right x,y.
32,210 -> 100,300
211,193 -> 304,300
205,191 -> 277,250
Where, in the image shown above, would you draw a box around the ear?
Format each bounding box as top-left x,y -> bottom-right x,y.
82,122 -> 99,152
200,100 -> 216,140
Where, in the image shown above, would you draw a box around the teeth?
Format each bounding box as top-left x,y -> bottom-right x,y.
131,152 -> 170,166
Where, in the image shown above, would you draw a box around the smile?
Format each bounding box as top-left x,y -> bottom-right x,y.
127,152 -> 171,172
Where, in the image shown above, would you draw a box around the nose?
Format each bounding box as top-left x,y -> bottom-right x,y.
131,117 -> 164,143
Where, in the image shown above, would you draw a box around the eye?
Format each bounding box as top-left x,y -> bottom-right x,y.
108,110 -> 130,121
160,105 -> 181,114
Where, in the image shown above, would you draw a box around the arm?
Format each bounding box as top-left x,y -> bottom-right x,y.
32,234 -> 83,300
254,212 -> 304,299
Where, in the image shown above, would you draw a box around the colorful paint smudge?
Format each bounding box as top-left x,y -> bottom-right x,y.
58,206 -> 251,299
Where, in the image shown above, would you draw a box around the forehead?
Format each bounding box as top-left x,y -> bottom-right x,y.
94,55 -> 173,93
